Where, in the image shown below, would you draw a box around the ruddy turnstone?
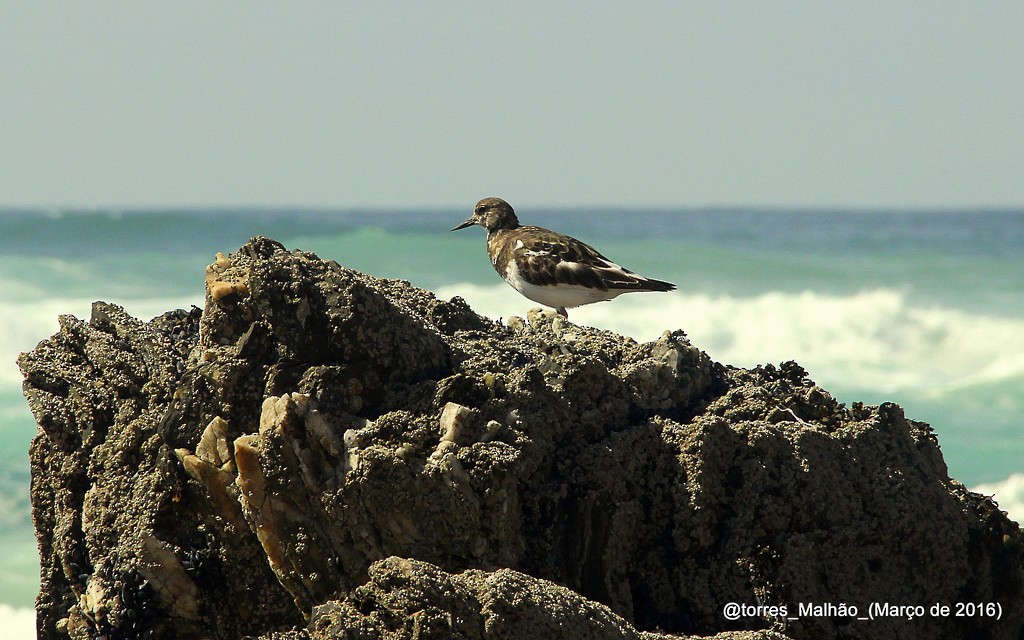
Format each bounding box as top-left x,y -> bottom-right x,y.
452,197 -> 676,318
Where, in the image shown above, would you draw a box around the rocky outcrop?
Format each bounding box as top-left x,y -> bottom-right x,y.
20,237 -> 1023,640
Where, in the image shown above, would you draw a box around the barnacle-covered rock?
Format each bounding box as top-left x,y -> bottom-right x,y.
309,557 -> 792,640
21,237 -> 1024,640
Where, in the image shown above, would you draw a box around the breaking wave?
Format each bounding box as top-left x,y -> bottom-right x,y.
974,474 -> 1024,526
434,284 -> 1024,398
0,296 -> 202,388
0,604 -> 35,640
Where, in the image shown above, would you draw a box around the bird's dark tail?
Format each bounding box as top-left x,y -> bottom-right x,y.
641,277 -> 676,292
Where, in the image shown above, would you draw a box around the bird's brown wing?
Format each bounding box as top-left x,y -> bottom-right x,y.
513,226 -> 670,291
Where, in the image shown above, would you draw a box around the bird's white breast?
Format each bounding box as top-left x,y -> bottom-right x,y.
503,259 -> 625,308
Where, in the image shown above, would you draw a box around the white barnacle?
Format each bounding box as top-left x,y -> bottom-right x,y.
439,402 -> 474,443
481,420 -> 502,442
343,428 -> 365,472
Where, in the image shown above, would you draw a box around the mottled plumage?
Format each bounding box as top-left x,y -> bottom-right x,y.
452,197 -> 676,317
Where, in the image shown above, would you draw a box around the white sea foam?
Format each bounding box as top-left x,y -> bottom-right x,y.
974,474 -> 1024,526
435,284 -> 1024,398
0,296 -> 202,388
0,605 -> 34,640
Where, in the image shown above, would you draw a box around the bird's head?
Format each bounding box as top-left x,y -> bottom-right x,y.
451,197 -> 520,233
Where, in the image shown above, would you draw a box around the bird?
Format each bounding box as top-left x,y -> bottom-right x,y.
451,197 -> 676,318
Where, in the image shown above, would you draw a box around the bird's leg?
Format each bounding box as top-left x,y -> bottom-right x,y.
556,307 -> 568,318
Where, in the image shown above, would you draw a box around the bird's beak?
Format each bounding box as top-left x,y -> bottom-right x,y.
451,217 -> 476,232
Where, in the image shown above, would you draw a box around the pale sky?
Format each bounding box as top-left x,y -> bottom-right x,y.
2,1 -> 1023,209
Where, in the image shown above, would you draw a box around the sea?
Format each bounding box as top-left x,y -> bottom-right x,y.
1,208 -> 1022,635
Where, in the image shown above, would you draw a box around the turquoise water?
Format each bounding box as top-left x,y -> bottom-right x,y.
2,208 -> 1023,615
